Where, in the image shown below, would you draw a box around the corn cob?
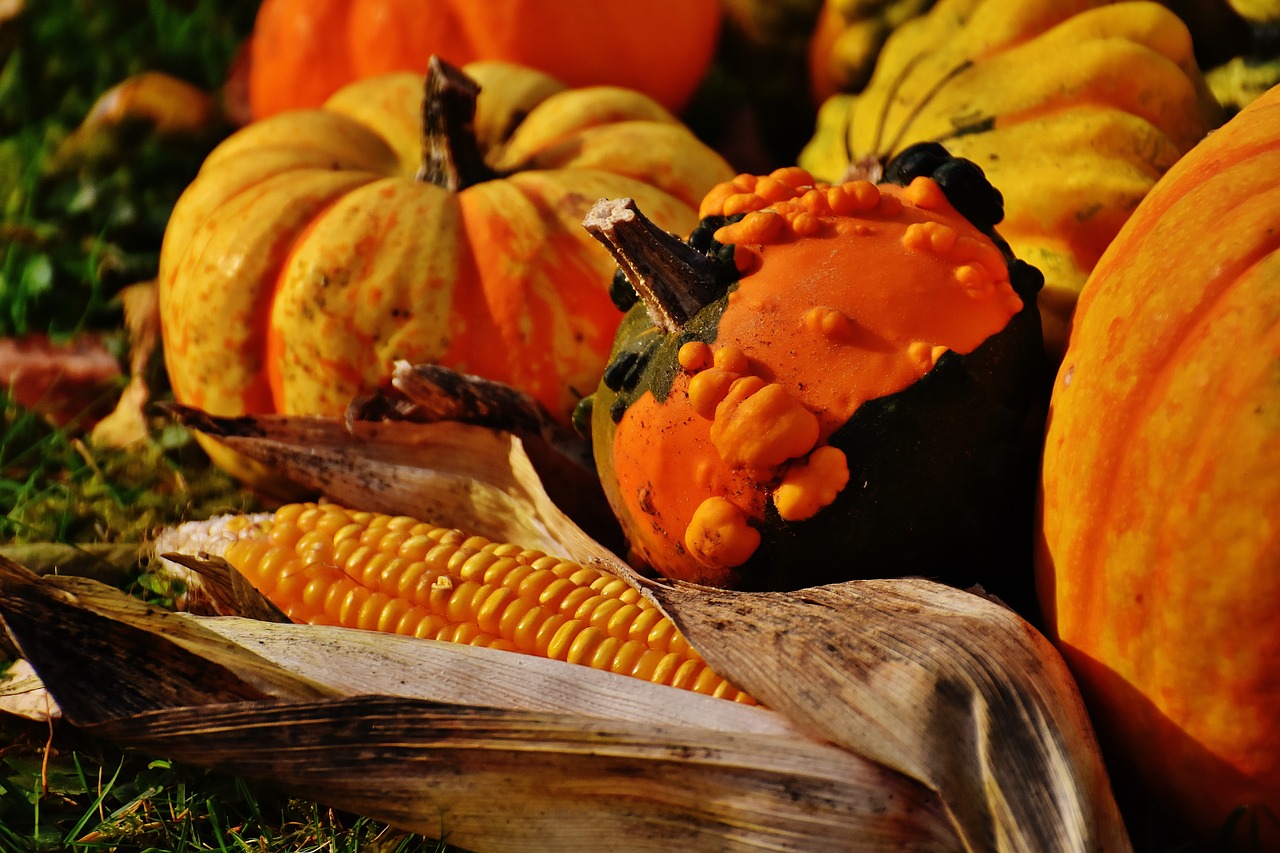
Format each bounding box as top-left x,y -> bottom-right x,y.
173,502 -> 756,704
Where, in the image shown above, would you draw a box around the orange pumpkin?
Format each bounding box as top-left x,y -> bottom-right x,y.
248,0 -> 723,119
1037,84 -> 1280,847
159,59 -> 733,485
580,147 -> 1046,599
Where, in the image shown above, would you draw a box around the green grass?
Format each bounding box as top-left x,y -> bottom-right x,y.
0,713 -> 450,852
0,0 -> 254,338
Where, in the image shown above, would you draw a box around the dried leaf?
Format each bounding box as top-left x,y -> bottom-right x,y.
0,561 -> 960,851
0,556 -> 332,723
91,280 -> 159,448
0,333 -> 121,426
91,696 -> 959,853
166,406 -> 624,558
636,576 -> 1130,852
0,658 -> 60,722
158,552 -> 289,621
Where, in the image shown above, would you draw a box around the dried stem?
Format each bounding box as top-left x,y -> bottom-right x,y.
417,55 -> 497,190
583,198 -> 723,333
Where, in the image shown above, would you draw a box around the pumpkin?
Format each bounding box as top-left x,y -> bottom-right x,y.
1037,84 -> 1280,847
578,146 -> 1046,601
247,0 -> 723,120
159,58 -> 733,486
798,0 -> 1223,358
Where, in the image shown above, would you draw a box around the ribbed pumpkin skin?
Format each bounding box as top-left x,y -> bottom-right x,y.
248,0 -> 722,119
1037,85 -> 1280,846
159,63 -> 732,484
798,0 -> 1222,358
807,0 -> 935,101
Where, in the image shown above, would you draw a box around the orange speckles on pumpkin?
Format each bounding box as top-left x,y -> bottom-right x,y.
800,188 -> 830,217
688,367 -> 739,418
902,220 -> 959,256
805,305 -> 855,343
677,340 -> 713,372
773,445 -> 850,521
954,264 -> 994,299
769,166 -> 814,190
906,341 -> 949,373
712,345 -> 749,374
722,192 -> 771,217
684,496 -> 760,569
714,210 -> 784,245
790,212 -> 822,237
904,175 -> 950,211
830,181 -> 881,216
710,379 -> 820,469
753,175 -> 795,203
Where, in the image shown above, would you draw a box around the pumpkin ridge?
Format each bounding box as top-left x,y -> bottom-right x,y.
881,59 -> 975,157
264,190 -> 382,410
1053,199 -> 1280,604
1088,147 -> 1280,290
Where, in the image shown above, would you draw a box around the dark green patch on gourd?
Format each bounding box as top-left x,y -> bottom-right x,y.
585,213 -> 745,434
731,268 -> 1048,614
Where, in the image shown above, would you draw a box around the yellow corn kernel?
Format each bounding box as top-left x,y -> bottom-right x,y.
214,502 -> 756,704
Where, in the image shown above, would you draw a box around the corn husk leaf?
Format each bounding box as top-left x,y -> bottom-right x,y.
0,558 -> 958,851
5,405 -> 1131,850
166,403 -> 623,559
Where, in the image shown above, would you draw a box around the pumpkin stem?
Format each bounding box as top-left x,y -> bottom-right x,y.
584,198 -> 723,333
417,55 -> 497,190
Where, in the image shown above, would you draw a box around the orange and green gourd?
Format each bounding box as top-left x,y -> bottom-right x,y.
158,58 -> 733,488
578,145 -> 1046,598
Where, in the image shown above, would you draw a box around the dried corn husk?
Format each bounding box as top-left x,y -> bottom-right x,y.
0,402 -> 1132,851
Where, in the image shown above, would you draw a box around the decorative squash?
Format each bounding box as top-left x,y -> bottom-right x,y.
1037,84 -> 1280,848
798,0 -> 1223,358
807,0 -> 936,102
247,0 -> 723,119
578,146 -> 1046,600
159,59 -> 733,486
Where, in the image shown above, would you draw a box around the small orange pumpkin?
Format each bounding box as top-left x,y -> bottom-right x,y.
159,59 -> 733,486
1037,84 -> 1280,847
247,0 -> 723,119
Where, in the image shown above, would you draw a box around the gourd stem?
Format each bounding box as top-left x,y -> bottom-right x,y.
584,198 -> 722,333
417,55 -> 497,190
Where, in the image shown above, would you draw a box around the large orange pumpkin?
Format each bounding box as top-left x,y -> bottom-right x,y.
247,0 -> 723,119
159,59 -> 733,485
1037,84 -> 1280,846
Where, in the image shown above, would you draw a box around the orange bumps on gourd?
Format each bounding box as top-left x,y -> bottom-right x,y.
804,306 -> 856,343
685,496 -> 761,569
773,446 -> 851,522
710,378 -> 821,470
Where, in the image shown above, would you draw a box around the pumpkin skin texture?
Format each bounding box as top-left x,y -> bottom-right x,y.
798,0 -> 1223,359
1037,85 -> 1280,847
248,0 -> 722,119
581,148 -> 1046,600
159,61 -> 733,487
